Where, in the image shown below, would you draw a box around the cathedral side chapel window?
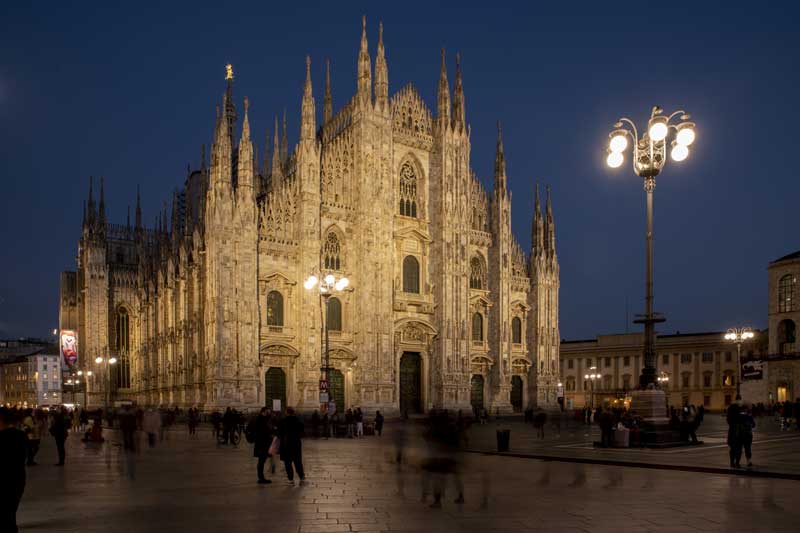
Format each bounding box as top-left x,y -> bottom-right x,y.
323,232 -> 342,271
512,317 -> 522,344
470,256 -> 486,290
327,297 -> 342,332
471,313 -> 484,342
267,291 -> 284,327
403,255 -> 420,294
399,162 -> 418,218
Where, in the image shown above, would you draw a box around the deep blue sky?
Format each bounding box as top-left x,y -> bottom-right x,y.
1,2 -> 798,340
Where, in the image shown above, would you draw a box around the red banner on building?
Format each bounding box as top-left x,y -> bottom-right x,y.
60,330 -> 78,366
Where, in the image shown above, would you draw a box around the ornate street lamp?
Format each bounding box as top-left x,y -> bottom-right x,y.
94,353 -> 117,411
304,273 -> 349,412
584,366 -> 600,408
606,106 -> 696,389
724,327 -> 754,396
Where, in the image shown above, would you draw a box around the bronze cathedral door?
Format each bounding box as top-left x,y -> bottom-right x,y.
399,352 -> 422,415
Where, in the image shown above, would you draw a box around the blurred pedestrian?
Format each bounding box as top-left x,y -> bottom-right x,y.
21,409 -> 41,466
49,407 -> 69,466
143,408 -> 160,448
356,407 -> 364,437
311,410 -> 320,439
345,408 -> 355,438
533,409 -> 547,439
250,407 -> 275,484
0,407 -> 28,533
740,406 -> 756,467
374,410 -> 384,436
727,395 -> 744,468
277,407 -> 305,485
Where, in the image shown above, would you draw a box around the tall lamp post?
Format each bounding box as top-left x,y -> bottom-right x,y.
724,327 -> 754,396
584,366 -> 600,408
304,273 -> 349,412
606,106 -> 696,388
94,354 -> 117,411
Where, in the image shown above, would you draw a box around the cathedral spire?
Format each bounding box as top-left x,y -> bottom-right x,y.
300,55 -> 316,143
82,201 -> 86,228
135,184 -> 142,230
437,49 -> 450,127
237,96 -> 255,197
171,190 -> 180,240
98,176 -> 106,226
531,184 -> 543,257
280,110 -> 288,162
262,129 -> 271,177
545,185 -> 556,256
87,176 -> 96,226
271,115 -> 283,180
224,63 -> 237,147
323,59 -> 333,123
357,15 -> 372,107
494,122 -> 507,195
200,144 -> 206,173
374,21 -> 388,111
452,52 -> 465,132
210,90 -> 233,195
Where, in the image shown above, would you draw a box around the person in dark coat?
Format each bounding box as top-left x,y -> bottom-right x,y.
277,407 -> 305,484
251,407 -> 274,484
374,410 -> 384,436
50,407 -> 69,465
311,410 -> 320,439
727,395 -> 744,467
1,407 -> 28,533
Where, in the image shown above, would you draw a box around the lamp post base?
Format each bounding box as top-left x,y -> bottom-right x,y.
630,387 -> 682,447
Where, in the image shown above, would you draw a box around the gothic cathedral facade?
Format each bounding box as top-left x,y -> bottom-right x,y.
59,20 -> 561,414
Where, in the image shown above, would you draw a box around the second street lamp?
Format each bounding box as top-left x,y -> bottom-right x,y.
304,273 -> 349,413
724,327 -> 755,396
584,366 -> 600,408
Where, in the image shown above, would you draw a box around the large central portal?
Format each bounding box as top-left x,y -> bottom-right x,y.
399,352 -> 422,415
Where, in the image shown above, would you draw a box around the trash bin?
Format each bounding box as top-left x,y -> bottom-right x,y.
496,429 -> 510,452
614,427 -> 630,448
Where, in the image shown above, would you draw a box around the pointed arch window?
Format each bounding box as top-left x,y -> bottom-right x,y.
779,274 -> 795,312
267,291 -> 284,327
472,313 -> 484,342
512,317 -> 522,344
323,232 -> 342,271
470,256 -> 486,290
399,162 -> 418,218
403,255 -> 420,294
327,297 -> 342,331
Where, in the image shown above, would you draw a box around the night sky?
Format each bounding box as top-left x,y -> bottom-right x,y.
1,2 -> 798,341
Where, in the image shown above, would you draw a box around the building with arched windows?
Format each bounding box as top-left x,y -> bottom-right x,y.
59,19 -> 560,413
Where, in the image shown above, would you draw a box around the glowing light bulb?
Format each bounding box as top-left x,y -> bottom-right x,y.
676,127 -> 695,146
606,151 -> 624,168
671,144 -> 689,162
649,121 -> 668,142
95,356 -> 103,364
609,134 -> 628,153
109,357 -> 117,365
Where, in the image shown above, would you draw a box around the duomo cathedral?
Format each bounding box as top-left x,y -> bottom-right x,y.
59,18 -> 560,414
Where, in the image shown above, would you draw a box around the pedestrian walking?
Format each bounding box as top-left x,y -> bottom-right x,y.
533,409 -> 547,439
355,408 -> 364,437
0,407 -> 28,533
49,407 -> 69,466
249,407 -> 275,484
277,407 -> 305,485
143,408 -> 160,448
345,408 -> 355,438
187,406 -> 199,436
740,406 -> 756,467
21,409 -> 41,466
727,395 -> 744,468
374,410 -> 384,436
321,412 -> 330,440
311,410 -> 320,439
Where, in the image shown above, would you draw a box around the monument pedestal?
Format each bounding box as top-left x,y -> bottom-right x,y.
630,387 -> 682,447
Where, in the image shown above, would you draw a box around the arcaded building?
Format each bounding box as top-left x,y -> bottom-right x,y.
60,20 -> 560,414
